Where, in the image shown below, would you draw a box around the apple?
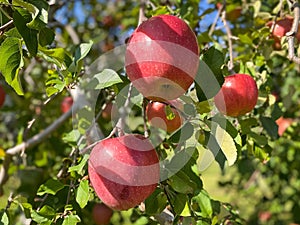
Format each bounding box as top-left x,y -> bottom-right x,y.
101,102 -> 113,120
214,74 -> 258,117
92,203 -> 113,225
216,3 -> 242,22
259,211 -> 271,222
125,14 -> 199,102
88,134 -> 160,210
60,96 -> 73,113
267,16 -> 300,49
276,116 -> 293,136
146,99 -> 183,133
0,85 -> 6,108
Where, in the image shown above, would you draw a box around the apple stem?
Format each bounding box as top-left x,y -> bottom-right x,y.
142,98 -> 150,138
287,1 -> 300,64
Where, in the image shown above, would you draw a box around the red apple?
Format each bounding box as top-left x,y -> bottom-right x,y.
101,102 -> 113,120
259,211 -> 272,222
276,116 -> 293,136
60,96 -> 73,113
267,16 -> 300,49
92,203 -> 113,225
0,85 -> 6,108
125,14 -> 199,102
88,134 -> 160,211
214,74 -> 258,117
146,99 -> 183,133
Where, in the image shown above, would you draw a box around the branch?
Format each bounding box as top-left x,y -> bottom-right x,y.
286,1 -> 300,64
0,20 -> 13,32
0,108 -> 72,191
220,9 -> 235,72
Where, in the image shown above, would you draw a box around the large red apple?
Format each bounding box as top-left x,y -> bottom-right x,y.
125,14 -> 199,102
88,134 -> 160,211
267,16 -> 300,49
60,96 -> 73,113
92,203 -> 113,225
146,99 -> 183,133
276,116 -> 293,136
214,74 -> 258,117
0,85 -> 6,108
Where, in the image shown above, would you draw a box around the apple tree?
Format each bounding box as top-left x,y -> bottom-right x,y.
0,0 -> 299,224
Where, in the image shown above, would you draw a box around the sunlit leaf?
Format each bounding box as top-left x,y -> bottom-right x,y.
0,37 -> 24,95
76,180 -> 90,208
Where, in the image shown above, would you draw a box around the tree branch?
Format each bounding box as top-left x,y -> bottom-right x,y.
0,108 -> 72,191
220,9 -> 235,72
0,20 -> 13,33
286,1 -> 300,64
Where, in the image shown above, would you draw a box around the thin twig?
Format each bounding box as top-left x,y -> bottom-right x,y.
0,20 -> 13,31
139,0 -> 147,25
286,1 -> 300,64
221,10 -> 235,72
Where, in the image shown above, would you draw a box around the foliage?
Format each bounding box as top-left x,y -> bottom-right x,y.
0,0 -> 299,224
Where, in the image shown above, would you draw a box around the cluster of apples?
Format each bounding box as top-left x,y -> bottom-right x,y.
87,14 -> 260,219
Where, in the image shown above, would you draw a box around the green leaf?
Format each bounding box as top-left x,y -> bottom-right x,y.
39,47 -> 72,69
168,170 -> 197,194
68,154 -> 89,176
62,214 -> 81,225
0,210 -> 9,225
39,27 -> 55,46
13,9 -> 38,56
13,0 -> 49,30
86,69 -> 123,90
169,122 -> 194,143
195,47 -> 224,102
0,37 -> 24,95
192,189 -> 213,218
203,131 -> 226,170
76,180 -> 90,209
214,124 -> 237,166
38,205 -> 56,218
170,192 -> 188,215
37,179 -> 65,196
74,40 -> 93,63
211,114 -> 238,138
144,189 -> 168,215
260,116 -> 279,140
165,105 -> 175,120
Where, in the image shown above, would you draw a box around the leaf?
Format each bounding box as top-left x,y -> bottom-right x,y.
214,124 -> 237,166
168,170 -> 197,194
74,40 -> 93,63
211,114 -> 238,138
169,122 -> 194,143
37,179 -> 64,196
39,47 -> 72,69
0,37 -> 24,95
0,211 -> 9,225
39,27 -> 55,46
172,193 -> 188,215
260,116 -> 279,140
62,215 -> 81,225
86,69 -> 123,90
13,9 -> 38,56
76,180 -> 90,209
144,189 -> 168,215
195,47 -> 224,102
192,189 -> 213,218
68,154 -> 89,176
13,0 -> 49,30
203,131 -> 226,170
